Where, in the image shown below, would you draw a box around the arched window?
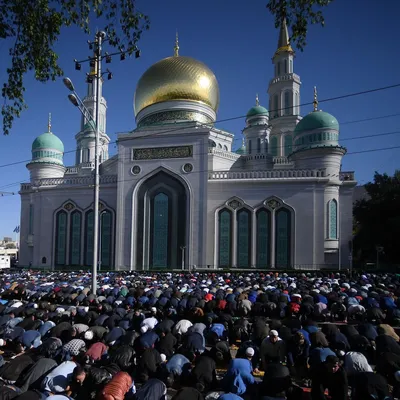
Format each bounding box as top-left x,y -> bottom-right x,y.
275,208 -> 291,267
223,145 -> 228,151
87,149 -> 91,162
55,210 -> 67,266
295,92 -> 299,115
289,59 -> 293,73
328,200 -> 338,239
69,210 -> 82,266
237,209 -> 251,267
284,135 -> 293,156
208,140 -> 216,148
257,138 -> 261,153
270,136 -> 278,157
256,209 -> 271,268
41,257 -> 47,264
248,140 -> 252,154
100,210 -> 112,269
284,59 -> 287,73
265,141 -> 268,153
274,95 -> 279,117
284,91 -> 291,115
84,210 -> 94,266
151,193 -> 170,268
218,143 -> 222,149
218,209 -> 232,267
277,62 -> 281,75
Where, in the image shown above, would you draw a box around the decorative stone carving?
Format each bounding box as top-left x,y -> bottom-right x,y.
265,199 -> 281,210
138,110 -> 213,127
183,163 -> 193,173
132,146 -> 193,161
131,165 -> 141,175
63,202 -> 75,211
228,199 -> 243,210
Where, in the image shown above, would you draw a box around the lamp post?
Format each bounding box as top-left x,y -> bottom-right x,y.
180,246 -> 186,270
98,210 -> 107,272
64,32 -> 140,293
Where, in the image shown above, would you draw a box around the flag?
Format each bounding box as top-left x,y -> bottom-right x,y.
13,226 -> 20,233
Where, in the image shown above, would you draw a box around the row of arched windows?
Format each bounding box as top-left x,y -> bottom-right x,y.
217,206 -> 292,268
33,151 -> 62,160
276,59 -> 293,76
54,207 -> 113,268
270,92 -> 299,118
209,140 -> 229,151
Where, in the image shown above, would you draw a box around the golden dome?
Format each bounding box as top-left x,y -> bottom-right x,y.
134,55 -> 220,116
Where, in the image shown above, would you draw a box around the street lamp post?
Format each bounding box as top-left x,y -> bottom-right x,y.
64,32 -> 140,293
180,246 -> 186,270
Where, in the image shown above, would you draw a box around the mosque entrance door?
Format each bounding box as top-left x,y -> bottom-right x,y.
136,171 -> 187,269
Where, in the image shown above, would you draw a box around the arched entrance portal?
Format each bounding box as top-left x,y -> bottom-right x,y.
136,171 -> 187,269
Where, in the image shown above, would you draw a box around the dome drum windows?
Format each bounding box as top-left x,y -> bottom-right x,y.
216,197 -> 294,268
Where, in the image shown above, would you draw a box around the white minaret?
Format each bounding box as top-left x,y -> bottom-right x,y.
75,58 -> 110,168
267,19 -> 302,158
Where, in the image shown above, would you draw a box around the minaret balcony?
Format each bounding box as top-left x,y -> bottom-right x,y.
269,73 -> 301,86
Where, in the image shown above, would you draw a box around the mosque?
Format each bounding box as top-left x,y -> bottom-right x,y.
19,21 -> 357,270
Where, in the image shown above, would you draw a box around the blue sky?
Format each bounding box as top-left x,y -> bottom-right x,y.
0,0 -> 399,238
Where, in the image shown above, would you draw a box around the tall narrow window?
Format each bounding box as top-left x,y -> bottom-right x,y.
84,210 -> 94,266
277,62 -> 281,75
100,211 -> 112,268
270,136 -> 278,157
256,209 -> 271,268
275,208 -> 291,267
248,140 -> 252,154
257,138 -> 261,153
284,135 -> 293,156
274,95 -> 279,117
218,209 -> 232,267
29,204 -> 34,235
284,91 -> 291,115
70,211 -> 82,266
151,193 -> 169,268
55,211 -> 67,266
284,59 -> 287,73
329,200 -> 338,239
265,141 -> 268,153
237,209 -> 251,268
294,92 -> 299,115
289,59 -> 293,73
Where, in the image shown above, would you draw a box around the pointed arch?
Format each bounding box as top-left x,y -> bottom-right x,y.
275,207 -> 292,268
55,210 -> 68,266
256,207 -> 271,268
237,208 -> 252,267
218,208 -> 232,267
132,166 -> 192,270
328,199 -> 338,239
69,210 -> 82,266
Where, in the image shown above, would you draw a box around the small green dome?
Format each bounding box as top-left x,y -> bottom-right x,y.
32,132 -> 64,152
247,105 -> 269,118
294,111 -> 339,135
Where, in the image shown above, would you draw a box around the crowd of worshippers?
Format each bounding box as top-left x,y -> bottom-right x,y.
0,271 -> 398,400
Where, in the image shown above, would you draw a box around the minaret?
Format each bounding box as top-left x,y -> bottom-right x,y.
267,18 -> 302,158
75,52 -> 110,169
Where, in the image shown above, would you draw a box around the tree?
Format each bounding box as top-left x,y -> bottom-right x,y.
267,0 -> 332,50
353,171 -> 400,265
0,0 -> 149,134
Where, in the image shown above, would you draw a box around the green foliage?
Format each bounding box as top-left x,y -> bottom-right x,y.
353,171 -> 400,264
0,0 -> 149,135
267,0 -> 332,51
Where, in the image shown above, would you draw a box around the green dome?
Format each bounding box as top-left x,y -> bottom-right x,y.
236,140 -> 246,155
294,111 -> 339,135
247,105 -> 269,118
32,132 -> 64,152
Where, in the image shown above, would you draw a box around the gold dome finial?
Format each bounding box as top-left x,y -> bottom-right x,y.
174,30 -> 179,57
313,86 -> 318,111
47,113 -> 52,133
255,93 -> 259,106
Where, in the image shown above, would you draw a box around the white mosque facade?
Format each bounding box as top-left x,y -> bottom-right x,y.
19,23 -> 357,270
